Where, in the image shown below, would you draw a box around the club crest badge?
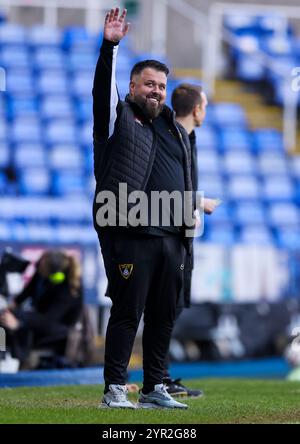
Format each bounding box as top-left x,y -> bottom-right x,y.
119,264 -> 134,279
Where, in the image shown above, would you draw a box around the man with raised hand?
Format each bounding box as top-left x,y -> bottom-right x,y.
92,7 -> 197,409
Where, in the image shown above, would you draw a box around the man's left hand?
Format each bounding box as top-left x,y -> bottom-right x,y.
0,310 -> 20,331
204,198 -> 221,215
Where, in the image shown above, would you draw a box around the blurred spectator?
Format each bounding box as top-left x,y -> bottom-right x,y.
0,250 -> 83,368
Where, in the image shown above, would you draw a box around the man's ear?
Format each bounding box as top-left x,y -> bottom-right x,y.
193,104 -> 200,118
129,81 -> 135,96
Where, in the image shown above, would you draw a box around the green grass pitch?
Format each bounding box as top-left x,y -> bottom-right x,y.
0,379 -> 300,424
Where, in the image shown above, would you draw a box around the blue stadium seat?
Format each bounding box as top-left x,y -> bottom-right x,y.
213,103 -> 248,128
0,24 -> 26,44
45,120 -> 77,144
79,121 -> 92,146
233,34 -> 260,51
195,126 -> 217,150
49,198 -> 91,223
239,225 -> 273,244
68,51 -> 97,72
235,202 -> 265,225
63,27 -> 98,50
266,56 -> 299,106
236,53 -> 265,82
277,228 -> 300,250
72,71 -> 93,97
0,221 -> 10,241
87,173 -> 96,195
49,145 -> 83,170
10,222 -> 28,242
36,71 -> 68,95
75,98 -> 92,121
11,222 -> 53,242
26,223 -> 55,243
10,118 -> 42,143
0,197 -> 53,221
0,121 -> 7,141
223,151 -> 256,175
268,202 -> 299,227
263,176 -> 295,202
258,14 -> 293,36
40,96 -> 74,120
14,143 -> 47,169
0,45 -> 30,69
6,69 -> 34,94
205,225 -> 236,245
117,77 -> 130,99
197,150 -> 220,174
27,25 -> 62,47
290,156 -> 300,179
198,174 -> 224,199
0,142 -> 9,167
33,48 -> 65,69
0,171 -> 7,194
52,171 -> 87,196
227,175 -> 261,200
253,129 -> 284,152
116,53 -> 133,77
224,14 -> 258,34
219,128 -> 252,152
262,35 -> 293,57
55,224 -> 97,244
7,95 -> 39,119
0,97 -> 5,119
205,202 -> 231,225
229,32 -> 263,81
258,152 -> 288,175
19,168 -> 51,195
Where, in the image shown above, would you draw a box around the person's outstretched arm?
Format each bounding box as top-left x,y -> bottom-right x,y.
92,7 -> 130,142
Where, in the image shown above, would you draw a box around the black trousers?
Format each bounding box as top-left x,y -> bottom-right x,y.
99,231 -> 185,392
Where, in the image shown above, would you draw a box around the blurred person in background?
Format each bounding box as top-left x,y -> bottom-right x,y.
0,250 -> 83,368
162,84 -> 219,398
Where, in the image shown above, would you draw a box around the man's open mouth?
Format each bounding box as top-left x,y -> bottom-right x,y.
147,97 -> 160,104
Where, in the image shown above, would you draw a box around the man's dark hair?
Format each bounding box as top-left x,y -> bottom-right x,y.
130,60 -> 169,80
171,83 -> 203,117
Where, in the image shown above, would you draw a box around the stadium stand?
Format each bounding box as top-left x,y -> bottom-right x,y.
0,16 -> 299,251
225,13 -> 300,106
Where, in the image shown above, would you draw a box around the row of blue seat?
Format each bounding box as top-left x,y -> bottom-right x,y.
0,219 -> 299,249
0,24 -> 105,48
0,149 -> 300,177
0,121 -> 285,152
0,192 -> 298,219
2,168 -> 300,200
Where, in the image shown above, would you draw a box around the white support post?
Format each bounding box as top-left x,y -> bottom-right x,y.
204,5 -> 223,98
44,4 -> 58,28
151,0 -> 167,57
85,0 -> 102,33
283,76 -> 298,152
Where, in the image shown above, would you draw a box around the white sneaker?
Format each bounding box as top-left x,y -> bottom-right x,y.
137,384 -> 188,409
100,384 -> 136,409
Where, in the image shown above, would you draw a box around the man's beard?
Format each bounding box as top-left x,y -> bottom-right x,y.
133,94 -> 164,120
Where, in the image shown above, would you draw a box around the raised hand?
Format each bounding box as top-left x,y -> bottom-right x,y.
104,8 -> 130,43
